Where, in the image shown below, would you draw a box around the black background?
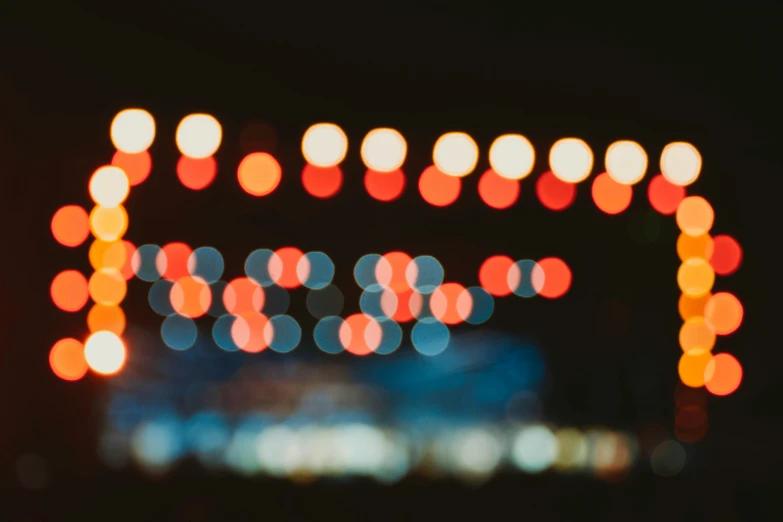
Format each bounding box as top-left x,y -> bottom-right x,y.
0,2 -> 778,520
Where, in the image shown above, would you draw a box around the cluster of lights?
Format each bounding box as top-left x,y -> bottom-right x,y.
49,109 -> 744,416
100,419 -> 639,482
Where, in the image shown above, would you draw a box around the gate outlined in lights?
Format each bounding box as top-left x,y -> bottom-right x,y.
49,109 -> 745,441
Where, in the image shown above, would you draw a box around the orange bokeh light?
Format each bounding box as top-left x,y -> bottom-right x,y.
431,282 -> 467,325
364,169 -> 405,202
477,169 -> 519,209
51,270 -> 89,312
591,172 -> 632,215
269,247 -> 306,289
238,152 -> 282,197
704,292 -> 743,335
87,304 -> 126,335
49,338 -> 88,381
223,277 -> 264,315
170,276 -> 212,318
479,255 -> 515,296
676,196 -> 714,236
301,164 -> 343,198
88,268 -> 127,306
419,165 -> 460,207
52,205 -> 90,247
704,353 -> 742,396
537,258 -> 572,299
112,150 -> 152,186
157,242 -> 193,281
177,156 -> 217,190
708,235 -> 742,275
679,317 -> 716,354
676,233 -> 713,262
678,350 -> 713,388
647,174 -> 685,215
340,314 -> 382,355
535,171 -> 576,211
678,293 -> 711,321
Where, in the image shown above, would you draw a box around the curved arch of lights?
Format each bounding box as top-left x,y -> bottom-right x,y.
50,111 -> 744,443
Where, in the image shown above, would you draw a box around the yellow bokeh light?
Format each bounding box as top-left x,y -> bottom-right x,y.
605,140 -> 647,185
176,113 -> 222,159
89,240 -> 127,271
677,258 -> 715,297
549,138 -> 593,183
89,205 -> 128,241
676,196 -> 714,236
433,132 -> 479,177
87,304 -> 126,335
661,142 -> 701,186
89,166 -> 130,208
679,316 -> 716,354
84,331 -> 126,375
488,134 -> 535,180
360,128 -> 406,172
678,350 -> 712,387
110,109 -> 156,154
301,123 -> 348,168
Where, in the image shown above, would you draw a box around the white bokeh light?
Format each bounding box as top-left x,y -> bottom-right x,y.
549,138 -> 594,183
489,134 -> 535,180
84,331 -> 126,375
661,142 -> 702,186
360,128 -> 407,172
176,114 -> 222,159
89,166 -> 130,207
433,132 -> 479,177
302,123 -> 348,168
110,109 -> 156,154
605,140 -> 648,185
511,425 -> 559,473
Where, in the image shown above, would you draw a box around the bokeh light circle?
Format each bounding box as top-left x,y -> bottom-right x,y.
177,156 -> 217,190
488,134 -> 535,180
704,292 -> 743,335
187,247 -> 224,284
361,128 -> 407,172
176,113 -> 222,159
549,138 -> 593,183
339,313 -> 382,356
84,331 -> 126,375
161,314 -> 198,350
479,255 -> 516,296
301,165 -> 343,198
536,171 -> 576,211
478,170 -> 520,209
264,315 -> 302,353
591,172 -> 632,215
676,196 -> 714,237
52,205 -> 90,247
49,338 -> 88,381
314,316 -> 345,354
411,321 -> 450,356
237,153 -> 282,197
677,258 -> 715,297
405,255 -> 444,294
704,353 -> 742,396
302,123 -> 347,167
89,166 -> 130,208
364,169 -> 405,202
508,259 -> 546,298
112,150 -> 152,186
661,142 -> 701,186
433,132 -> 478,177
51,270 -> 89,312
605,140 -> 647,185
678,350 -> 712,387
708,235 -> 742,275
110,108 -> 155,154
536,258 -> 572,299
647,174 -> 685,215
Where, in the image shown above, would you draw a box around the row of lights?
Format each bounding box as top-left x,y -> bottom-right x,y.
109,109 -> 702,190
101,420 -> 641,482
51,109 -> 744,412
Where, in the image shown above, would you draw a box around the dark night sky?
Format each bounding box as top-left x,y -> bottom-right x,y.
0,2 -> 779,519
